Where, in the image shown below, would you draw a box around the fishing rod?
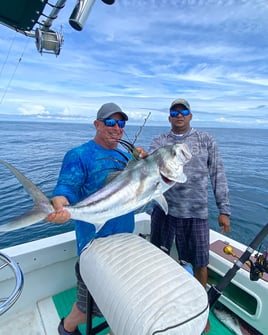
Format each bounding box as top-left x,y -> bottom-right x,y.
132,111 -> 151,146
208,222 -> 268,308
121,111 -> 152,160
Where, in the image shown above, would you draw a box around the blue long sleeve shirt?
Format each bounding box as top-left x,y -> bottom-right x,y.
53,140 -> 134,255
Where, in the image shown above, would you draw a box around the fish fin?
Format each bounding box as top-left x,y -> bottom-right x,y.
117,139 -> 141,160
0,209 -> 48,232
105,170 -> 121,184
71,207 -> 106,233
0,160 -> 51,206
0,160 -> 54,231
154,194 -> 169,214
174,172 -> 187,183
114,147 -> 132,162
104,159 -> 136,184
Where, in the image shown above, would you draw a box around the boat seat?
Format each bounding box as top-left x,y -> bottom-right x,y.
80,233 -> 209,335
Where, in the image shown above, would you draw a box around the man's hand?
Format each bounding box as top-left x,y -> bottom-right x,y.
46,196 -> 71,224
218,214 -> 231,234
136,147 -> 148,159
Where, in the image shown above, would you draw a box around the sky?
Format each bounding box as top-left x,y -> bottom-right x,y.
0,0 -> 268,128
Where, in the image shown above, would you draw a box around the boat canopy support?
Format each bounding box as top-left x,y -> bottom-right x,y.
0,0 -> 116,56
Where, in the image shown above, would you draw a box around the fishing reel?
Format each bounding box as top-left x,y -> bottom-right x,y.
223,245 -> 268,281
248,251 -> 268,281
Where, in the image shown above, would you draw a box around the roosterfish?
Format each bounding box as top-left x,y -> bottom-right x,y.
0,142 -> 191,232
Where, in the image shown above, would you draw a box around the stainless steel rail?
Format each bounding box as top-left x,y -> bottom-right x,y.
0,252 -> 24,316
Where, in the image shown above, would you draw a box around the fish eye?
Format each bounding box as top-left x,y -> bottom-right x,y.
172,148 -> 177,156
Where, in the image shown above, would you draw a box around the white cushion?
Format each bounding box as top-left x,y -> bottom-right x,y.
80,233 -> 209,335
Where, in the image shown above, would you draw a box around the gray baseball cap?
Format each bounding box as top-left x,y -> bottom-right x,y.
170,98 -> 191,111
97,102 -> 128,120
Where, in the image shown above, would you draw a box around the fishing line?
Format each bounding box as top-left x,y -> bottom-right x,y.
133,111 -> 151,145
123,111 -> 151,145
0,37 -> 29,105
0,31 -> 17,77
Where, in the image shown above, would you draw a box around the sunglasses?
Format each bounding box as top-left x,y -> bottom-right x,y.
102,118 -> 126,128
170,109 -> 191,117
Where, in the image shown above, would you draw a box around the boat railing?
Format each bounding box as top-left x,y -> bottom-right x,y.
0,252 -> 24,316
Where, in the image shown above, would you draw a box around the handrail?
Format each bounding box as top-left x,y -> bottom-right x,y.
0,252 -> 24,316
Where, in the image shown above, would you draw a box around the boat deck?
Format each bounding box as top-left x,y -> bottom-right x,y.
0,287 -> 112,335
0,284 -> 235,335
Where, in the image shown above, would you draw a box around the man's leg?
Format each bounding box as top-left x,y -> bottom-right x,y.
58,261 -> 102,334
195,267 -> 210,333
60,303 -> 85,333
194,266 -> 208,288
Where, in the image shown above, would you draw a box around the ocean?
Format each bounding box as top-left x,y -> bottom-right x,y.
0,120 -> 267,250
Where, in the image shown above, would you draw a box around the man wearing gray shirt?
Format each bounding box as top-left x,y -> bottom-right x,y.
149,98 -> 231,334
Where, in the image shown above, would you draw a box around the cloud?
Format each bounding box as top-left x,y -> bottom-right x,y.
0,0 -> 268,128
18,104 -> 49,115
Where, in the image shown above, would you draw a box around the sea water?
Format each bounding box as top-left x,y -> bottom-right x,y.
0,120 -> 267,249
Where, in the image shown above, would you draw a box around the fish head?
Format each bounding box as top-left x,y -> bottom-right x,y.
156,143 -> 192,184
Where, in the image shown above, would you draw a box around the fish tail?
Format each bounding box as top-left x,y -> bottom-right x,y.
0,159 -> 53,231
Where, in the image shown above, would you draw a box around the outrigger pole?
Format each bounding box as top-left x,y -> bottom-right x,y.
208,222 -> 268,308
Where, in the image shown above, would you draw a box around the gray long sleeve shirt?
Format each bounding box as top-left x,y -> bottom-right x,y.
149,128 -> 231,219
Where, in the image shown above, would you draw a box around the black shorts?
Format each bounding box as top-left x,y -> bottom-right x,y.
150,206 -> 209,268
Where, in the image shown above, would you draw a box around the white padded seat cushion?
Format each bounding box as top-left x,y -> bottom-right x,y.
80,233 -> 208,335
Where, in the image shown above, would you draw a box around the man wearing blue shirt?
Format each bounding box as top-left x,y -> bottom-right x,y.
47,102 -> 136,335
